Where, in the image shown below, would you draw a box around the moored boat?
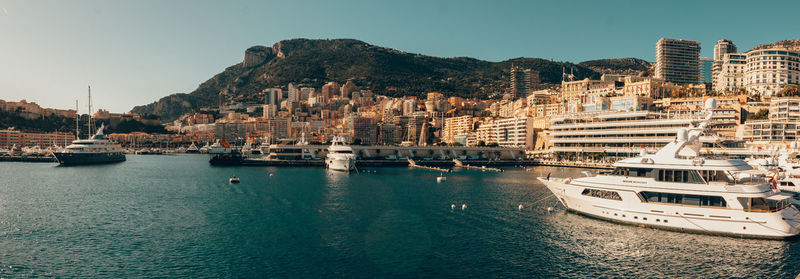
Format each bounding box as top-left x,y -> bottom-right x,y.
325,136 -> 356,172
539,99 -> 800,239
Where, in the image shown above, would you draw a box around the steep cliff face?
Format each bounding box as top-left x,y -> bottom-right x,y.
242,46 -> 274,67
133,38 -> 648,122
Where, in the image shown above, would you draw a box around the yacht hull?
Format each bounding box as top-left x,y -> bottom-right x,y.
538,177 -> 800,239
326,157 -> 355,172
53,152 -> 126,166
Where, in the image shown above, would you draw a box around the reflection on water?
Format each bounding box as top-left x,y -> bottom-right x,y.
0,158 -> 798,277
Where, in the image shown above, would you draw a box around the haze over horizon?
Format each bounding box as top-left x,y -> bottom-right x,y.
1,0 -> 798,113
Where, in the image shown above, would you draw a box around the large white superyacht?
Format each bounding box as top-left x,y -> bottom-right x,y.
325,136 -> 356,172
52,124 -> 126,165
539,99 -> 800,239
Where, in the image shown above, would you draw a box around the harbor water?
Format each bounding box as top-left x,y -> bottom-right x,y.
1,155 -> 799,278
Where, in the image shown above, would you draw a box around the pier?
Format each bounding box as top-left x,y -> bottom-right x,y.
453,159 -> 503,172
0,155 -> 56,163
407,158 -> 452,172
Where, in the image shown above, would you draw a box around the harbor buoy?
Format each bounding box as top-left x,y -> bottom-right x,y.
461,204 -> 467,210
518,204 -> 524,211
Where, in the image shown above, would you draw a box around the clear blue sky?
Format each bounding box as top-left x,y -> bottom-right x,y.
1,0 -> 798,113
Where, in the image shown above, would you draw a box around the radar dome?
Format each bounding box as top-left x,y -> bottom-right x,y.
677,128 -> 688,141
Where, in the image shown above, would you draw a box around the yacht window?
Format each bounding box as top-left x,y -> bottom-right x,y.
631,168 -> 654,178
641,191 -> 726,207
738,197 -> 790,212
611,167 -> 627,176
656,169 -> 705,184
581,188 -> 622,201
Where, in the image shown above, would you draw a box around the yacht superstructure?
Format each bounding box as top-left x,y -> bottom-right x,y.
539,99 -> 800,239
326,136 -> 356,172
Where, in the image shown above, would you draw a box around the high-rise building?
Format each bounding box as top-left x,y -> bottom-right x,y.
348,116 -> 378,144
341,80 -> 357,99
655,38 -> 701,85
287,83 -> 300,103
510,66 -> 538,98
321,82 -> 340,102
300,87 -> 314,101
402,99 -> 416,116
713,39 -> 737,61
699,57 -> 713,83
712,39 -> 737,91
264,88 -> 282,106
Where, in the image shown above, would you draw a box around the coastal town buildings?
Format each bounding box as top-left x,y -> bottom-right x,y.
0,128 -> 74,148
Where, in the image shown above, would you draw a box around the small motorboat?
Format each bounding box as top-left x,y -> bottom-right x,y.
436,173 -> 447,183
229,175 -> 240,184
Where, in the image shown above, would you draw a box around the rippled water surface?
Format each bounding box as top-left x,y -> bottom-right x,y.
1,155 -> 799,278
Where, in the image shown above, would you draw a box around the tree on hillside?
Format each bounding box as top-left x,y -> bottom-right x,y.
776,85 -> 800,97
749,108 -> 769,120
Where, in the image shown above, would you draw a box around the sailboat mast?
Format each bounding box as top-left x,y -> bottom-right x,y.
75,99 -> 79,140
88,85 -> 93,136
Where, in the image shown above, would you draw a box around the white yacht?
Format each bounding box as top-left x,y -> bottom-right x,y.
52,124 -> 126,165
199,142 -> 211,154
209,139 -> 232,155
539,99 -> 800,239
326,136 -> 356,172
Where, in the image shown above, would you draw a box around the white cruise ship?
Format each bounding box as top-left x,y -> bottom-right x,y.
325,136 -> 356,172
539,99 -> 800,239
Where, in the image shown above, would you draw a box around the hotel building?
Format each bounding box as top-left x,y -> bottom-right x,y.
744,48 -> 800,96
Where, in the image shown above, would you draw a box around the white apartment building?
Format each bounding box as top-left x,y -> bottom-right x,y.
442,115 -> 475,144
745,48 -> 800,96
492,117 -> 530,147
744,98 -> 800,143
713,53 -> 747,92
